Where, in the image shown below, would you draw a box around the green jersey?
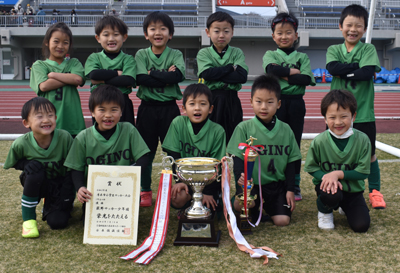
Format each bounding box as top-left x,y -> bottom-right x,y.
4,129 -> 73,179
197,46 -> 249,91
135,46 -> 185,102
227,117 -> 301,185
326,41 -> 381,123
262,49 -> 316,95
64,122 -> 150,181
304,129 -> 371,192
85,50 -> 136,94
162,116 -> 226,160
30,58 -> 86,136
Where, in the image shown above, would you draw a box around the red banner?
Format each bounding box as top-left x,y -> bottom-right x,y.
217,0 -> 275,7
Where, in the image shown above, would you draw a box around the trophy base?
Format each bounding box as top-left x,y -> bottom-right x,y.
174,210 -> 220,247
235,212 -> 253,235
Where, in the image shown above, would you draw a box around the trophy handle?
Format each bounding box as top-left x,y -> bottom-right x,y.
162,156 -> 179,181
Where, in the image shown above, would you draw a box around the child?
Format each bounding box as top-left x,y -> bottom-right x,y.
64,85 -> 150,218
304,90 -> 371,232
30,22 -> 85,138
197,11 -> 249,142
85,15 -> 136,126
227,74 -> 301,227
262,12 -> 316,201
162,84 -> 226,213
326,4 -> 385,209
4,97 -> 75,238
135,11 -> 185,207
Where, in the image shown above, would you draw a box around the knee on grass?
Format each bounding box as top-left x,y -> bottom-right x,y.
46,210 -> 70,230
271,215 -> 290,226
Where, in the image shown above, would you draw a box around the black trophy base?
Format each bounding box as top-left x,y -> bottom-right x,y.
235,212 -> 253,235
174,211 -> 220,247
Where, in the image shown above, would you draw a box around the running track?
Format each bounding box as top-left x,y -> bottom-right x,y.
1,84 -> 400,134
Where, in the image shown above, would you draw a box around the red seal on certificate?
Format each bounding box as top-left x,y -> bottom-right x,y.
124,228 -> 131,235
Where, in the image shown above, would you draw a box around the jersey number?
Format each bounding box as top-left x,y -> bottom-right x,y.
267,159 -> 277,174
55,87 -> 63,101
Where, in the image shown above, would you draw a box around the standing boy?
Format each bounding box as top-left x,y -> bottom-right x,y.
304,90 -> 371,232
326,4 -> 385,209
227,74 -> 301,227
162,84 -> 226,213
262,12 -> 316,201
135,11 -> 185,207
64,85 -> 150,220
197,11 -> 249,142
4,97 -> 75,238
85,15 -> 136,126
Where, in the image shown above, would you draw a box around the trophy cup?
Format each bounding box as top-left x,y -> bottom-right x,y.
162,156 -> 227,247
235,136 -> 258,235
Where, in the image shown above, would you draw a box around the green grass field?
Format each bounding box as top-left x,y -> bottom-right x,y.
1,134 -> 399,272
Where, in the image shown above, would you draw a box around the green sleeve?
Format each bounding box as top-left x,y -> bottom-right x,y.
64,132 -> 87,172
196,48 -> 213,76
210,128 -> 226,160
326,45 -> 339,65
129,126 -> 150,162
353,135 -> 371,175
287,129 -> 302,163
84,53 -> 101,78
161,117 -> 181,154
300,54 -> 316,86
343,170 -> 368,180
173,50 -> 186,81
233,48 -> 249,72
304,138 -> 322,182
30,61 -> 49,94
69,58 -> 85,86
122,54 -> 137,80
262,51 -> 278,71
135,49 -> 149,76
309,170 -> 325,181
226,124 -> 246,160
3,138 -> 24,169
360,44 -> 381,72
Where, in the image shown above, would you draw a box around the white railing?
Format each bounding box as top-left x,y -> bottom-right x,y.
126,0 -> 197,4
40,0 -> 110,4
0,15 -> 398,29
381,1 -> 400,8
296,0 -> 366,7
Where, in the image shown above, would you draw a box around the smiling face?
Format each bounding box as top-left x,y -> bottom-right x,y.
206,20 -> 234,53
325,103 -> 355,136
145,20 -> 172,54
339,15 -> 366,50
272,22 -> 298,49
251,88 -> 281,124
23,106 -> 57,137
47,30 -> 70,64
183,94 -> 213,124
91,102 -> 122,131
96,25 -> 127,53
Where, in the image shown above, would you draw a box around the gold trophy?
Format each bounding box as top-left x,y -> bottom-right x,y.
235,136 -> 258,235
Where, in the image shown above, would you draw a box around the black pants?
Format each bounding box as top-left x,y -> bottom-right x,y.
21,170 -> 75,230
315,184 -> 370,233
276,95 -> 305,175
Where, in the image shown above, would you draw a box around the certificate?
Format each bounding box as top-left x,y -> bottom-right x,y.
83,165 -> 141,245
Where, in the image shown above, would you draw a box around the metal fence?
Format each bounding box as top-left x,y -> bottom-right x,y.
40,0 -> 111,3
296,0 -> 366,7
126,0 -> 198,4
381,0 -> 400,8
0,15 -> 399,30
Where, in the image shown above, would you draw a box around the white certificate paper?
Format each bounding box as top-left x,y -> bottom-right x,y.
83,165 -> 140,245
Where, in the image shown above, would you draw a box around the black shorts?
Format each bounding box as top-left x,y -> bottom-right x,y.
236,181 -> 291,217
353,122 -> 376,156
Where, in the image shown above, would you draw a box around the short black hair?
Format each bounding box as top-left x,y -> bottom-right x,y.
42,22 -> 73,59
339,4 -> 368,29
320,89 -> 357,117
271,12 -> 298,32
206,11 -> 235,29
251,74 -> 281,100
89,84 -> 125,112
95,15 -> 128,36
21,97 -> 56,120
143,11 -> 174,36
182,84 -> 213,107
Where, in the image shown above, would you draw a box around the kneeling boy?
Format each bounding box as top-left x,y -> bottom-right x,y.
227,74 -> 301,226
162,84 -> 226,213
4,97 -> 75,238
304,90 -> 371,232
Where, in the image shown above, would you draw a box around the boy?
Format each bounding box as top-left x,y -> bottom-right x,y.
326,4 -> 385,209
64,85 -> 150,218
162,84 -> 226,213
262,12 -> 316,201
4,97 -> 75,238
197,11 -> 249,142
85,15 -> 136,126
227,74 -> 301,227
135,11 -> 185,207
304,90 -> 371,232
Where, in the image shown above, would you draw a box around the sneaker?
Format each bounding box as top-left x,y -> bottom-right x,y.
140,191 -> 152,207
294,185 -> 302,201
338,207 -> 346,216
369,189 -> 386,209
22,220 -> 39,238
318,212 -> 334,230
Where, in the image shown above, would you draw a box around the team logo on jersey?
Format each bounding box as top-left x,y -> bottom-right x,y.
179,141 -> 211,157
86,149 -> 131,165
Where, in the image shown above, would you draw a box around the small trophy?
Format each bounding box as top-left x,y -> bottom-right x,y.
235,136 -> 258,235
162,156 -> 226,247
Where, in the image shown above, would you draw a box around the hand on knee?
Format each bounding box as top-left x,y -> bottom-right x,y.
171,189 -> 191,208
